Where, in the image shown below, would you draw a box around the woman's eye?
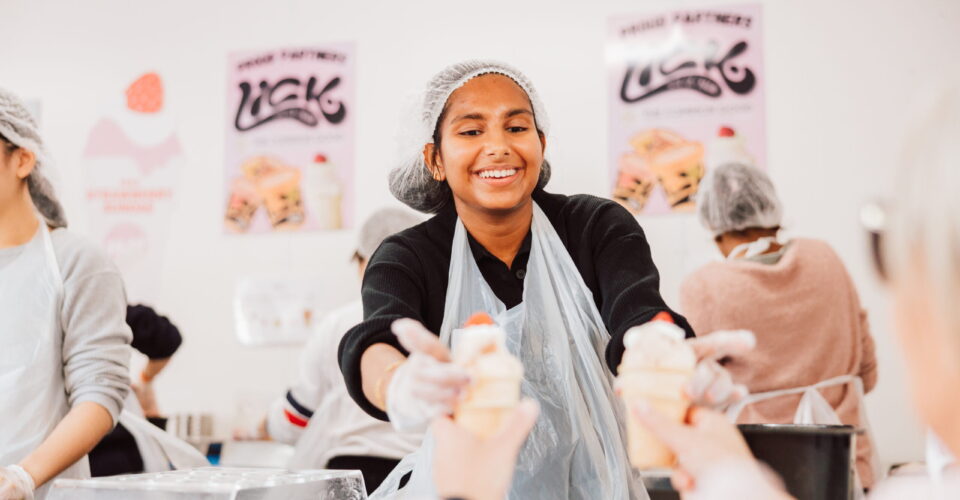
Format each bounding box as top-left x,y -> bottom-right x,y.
459,129 -> 482,136
508,126 -> 529,133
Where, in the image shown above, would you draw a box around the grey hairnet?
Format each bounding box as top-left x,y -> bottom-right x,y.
389,60 -> 552,213
0,87 -> 67,228
697,162 -> 782,236
357,207 -> 424,261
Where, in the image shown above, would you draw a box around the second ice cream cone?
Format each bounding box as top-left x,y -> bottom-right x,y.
617,318 -> 696,469
619,370 -> 692,468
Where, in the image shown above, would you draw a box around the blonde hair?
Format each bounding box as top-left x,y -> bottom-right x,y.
888,84 -> 960,340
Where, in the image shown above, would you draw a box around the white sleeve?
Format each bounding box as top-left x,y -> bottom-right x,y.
266,314 -> 339,443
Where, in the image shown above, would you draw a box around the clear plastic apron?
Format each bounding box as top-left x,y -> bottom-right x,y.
0,220 -> 86,499
372,203 -> 645,500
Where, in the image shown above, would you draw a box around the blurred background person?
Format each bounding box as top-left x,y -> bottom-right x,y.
89,304 -> 183,477
631,85 -> 960,499
679,162 -> 879,487
0,89 -> 131,499
236,207 -> 423,494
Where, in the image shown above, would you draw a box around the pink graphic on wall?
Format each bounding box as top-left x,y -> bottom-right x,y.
224,44 -> 356,234
83,72 -> 181,303
608,5 -> 767,216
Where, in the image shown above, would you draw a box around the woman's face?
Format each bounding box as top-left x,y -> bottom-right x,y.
427,74 -> 545,215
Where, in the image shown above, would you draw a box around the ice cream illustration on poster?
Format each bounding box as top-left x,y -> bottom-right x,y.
608,5 -> 766,215
224,44 -> 355,234
82,72 -> 181,304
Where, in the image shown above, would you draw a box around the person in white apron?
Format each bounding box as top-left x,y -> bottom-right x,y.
0,88 -> 132,500
337,61 -> 748,500
620,86 -> 960,500
679,163 -> 881,488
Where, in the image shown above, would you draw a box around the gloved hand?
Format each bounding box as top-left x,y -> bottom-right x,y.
132,380 -> 159,417
685,330 -> 756,409
386,319 -> 470,432
0,465 -> 35,500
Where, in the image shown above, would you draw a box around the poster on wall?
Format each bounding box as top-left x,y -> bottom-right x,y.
608,5 -> 766,216
83,72 -> 181,304
224,44 -> 355,234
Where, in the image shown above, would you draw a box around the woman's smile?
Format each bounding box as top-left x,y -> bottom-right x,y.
475,165 -> 524,185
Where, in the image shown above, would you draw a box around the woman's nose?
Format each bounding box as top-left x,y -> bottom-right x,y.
483,129 -> 511,157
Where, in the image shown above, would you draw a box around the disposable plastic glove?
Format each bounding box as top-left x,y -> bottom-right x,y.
0,465 -> 35,500
685,330 -> 756,410
386,319 -> 470,432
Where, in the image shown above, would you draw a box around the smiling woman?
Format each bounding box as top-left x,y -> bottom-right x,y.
338,60 -> 699,500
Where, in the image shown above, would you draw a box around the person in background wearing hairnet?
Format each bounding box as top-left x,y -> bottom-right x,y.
89,304 -> 183,477
0,88 -> 131,500
678,162 -> 879,489
617,86 -> 960,500
337,61 -> 753,500
235,208 -> 423,494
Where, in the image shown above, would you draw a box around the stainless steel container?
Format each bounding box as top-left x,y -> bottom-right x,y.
48,467 -> 366,500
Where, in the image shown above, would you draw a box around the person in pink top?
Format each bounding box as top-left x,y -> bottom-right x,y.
678,162 -> 880,488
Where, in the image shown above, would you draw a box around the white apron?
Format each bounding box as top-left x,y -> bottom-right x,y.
118,406 -> 209,473
372,203 -> 646,500
0,221 -> 86,499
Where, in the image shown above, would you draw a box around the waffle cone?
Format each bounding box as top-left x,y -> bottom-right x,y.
618,368 -> 692,468
454,406 -> 513,439
455,375 -> 521,437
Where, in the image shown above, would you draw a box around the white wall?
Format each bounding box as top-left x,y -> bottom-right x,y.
3,0 -> 958,467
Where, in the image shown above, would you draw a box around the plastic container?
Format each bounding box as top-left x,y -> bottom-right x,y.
48,467 -> 366,500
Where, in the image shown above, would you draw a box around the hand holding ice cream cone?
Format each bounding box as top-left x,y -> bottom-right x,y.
452,313 -> 524,438
617,317 -> 756,469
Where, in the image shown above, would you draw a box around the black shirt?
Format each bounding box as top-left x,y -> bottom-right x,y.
338,189 -> 694,420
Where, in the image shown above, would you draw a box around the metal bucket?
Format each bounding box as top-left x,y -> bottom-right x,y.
639,424 -> 856,500
739,424 -> 857,500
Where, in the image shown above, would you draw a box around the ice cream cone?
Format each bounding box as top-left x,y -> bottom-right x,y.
455,406 -> 514,439
617,319 -> 696,469
618,369 -> 692,468
453,313 -> 524,438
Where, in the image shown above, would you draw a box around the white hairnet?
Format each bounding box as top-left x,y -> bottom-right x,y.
0,87 -> 67,228
697,162 -> 782,235
388,60 -> 552,213
356,207 -> 424,261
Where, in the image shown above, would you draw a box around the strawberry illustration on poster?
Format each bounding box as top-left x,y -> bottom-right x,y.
225,43 -> 355,234
608,5 -> 766,216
